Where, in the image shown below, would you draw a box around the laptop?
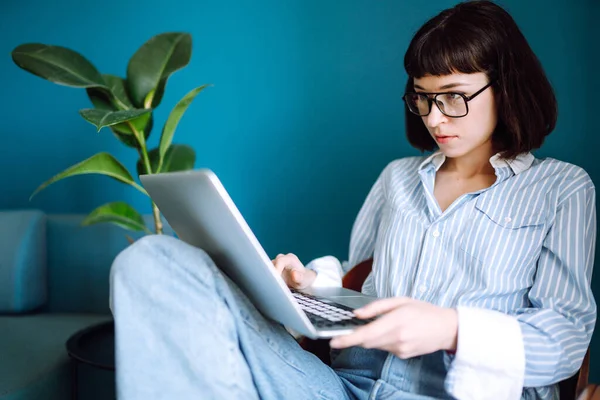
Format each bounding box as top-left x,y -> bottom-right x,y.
139,168 -> 377,339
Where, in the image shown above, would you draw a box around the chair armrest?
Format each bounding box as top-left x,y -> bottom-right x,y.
578,385 -> 600,400
342,258 -> 373,292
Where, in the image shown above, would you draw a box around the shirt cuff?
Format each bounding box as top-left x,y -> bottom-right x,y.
445,306 -> 525,400
305,256 -> 343,287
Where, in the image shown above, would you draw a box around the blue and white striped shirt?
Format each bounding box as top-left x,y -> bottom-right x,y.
345,150 -> 596,399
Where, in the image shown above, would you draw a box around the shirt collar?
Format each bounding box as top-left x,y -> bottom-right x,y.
418,150 -> 534,175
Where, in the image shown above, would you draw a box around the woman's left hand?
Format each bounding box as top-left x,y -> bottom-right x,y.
329,297 -> 458,359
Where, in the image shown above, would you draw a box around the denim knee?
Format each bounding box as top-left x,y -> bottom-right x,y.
110,235 -> 167,286
110,234 -> 218,302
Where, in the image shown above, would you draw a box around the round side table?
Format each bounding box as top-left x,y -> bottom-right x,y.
66,320 -> 115,400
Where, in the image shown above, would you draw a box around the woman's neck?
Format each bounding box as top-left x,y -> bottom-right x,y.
440,145 -> 497,179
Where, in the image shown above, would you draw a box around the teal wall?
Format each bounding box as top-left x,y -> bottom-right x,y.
2,0 -> 599,382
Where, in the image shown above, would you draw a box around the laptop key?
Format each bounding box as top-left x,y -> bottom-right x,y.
291,289 -> 376,328
305,310 -> 371,328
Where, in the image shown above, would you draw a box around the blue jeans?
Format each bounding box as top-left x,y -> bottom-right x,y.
109,235 -> 452,399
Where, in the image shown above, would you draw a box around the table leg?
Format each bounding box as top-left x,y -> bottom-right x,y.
71,360 -> 78,400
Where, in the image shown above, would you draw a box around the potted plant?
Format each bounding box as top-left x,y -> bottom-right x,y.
10,32 -> 209,236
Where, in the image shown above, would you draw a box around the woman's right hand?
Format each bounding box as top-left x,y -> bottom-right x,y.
271,253 -> 317,289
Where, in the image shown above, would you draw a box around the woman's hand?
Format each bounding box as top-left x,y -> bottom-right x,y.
329,297 -> 458,359
271,253 -> 317,289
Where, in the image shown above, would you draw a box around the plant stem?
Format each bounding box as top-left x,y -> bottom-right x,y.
128,121 -> 163,235
141,144 -> 163,235
139,142 -> 153,175
152,202 -> 163,234
140,143 -> 163,234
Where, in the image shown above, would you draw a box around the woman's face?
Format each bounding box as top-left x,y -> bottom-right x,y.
412,72 -> 497,160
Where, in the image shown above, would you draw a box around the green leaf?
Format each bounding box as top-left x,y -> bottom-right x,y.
86,88 -> 113,111
126,32 -> 192,108
86,87 -> 153,148
11,43 -> 109,91
159,85 -> 209,171
107,116 -> 153,148
115,114 -> 153,148
79,108 -> 151,132
82,201 -> 151,233
101,74 -> 134,109
30,152 -> 147,200
137,144 -> 195,176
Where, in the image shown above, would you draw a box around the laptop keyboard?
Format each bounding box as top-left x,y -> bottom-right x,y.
291,290 -> 373,329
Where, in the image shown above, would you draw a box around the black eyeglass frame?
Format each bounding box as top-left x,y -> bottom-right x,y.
402,80 -> 495,118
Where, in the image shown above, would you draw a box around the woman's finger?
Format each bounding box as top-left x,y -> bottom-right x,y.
280,267 -> 299,287
272,258 -> 286,274
360,311 -> 406,347
291,269 -> 303,284
271,254 -> 310,288
354,297 -> 411,318
358,321 -> 405,350
330,310 -> 401,348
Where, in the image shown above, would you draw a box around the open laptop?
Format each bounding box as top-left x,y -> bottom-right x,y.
139,168 -> 377,339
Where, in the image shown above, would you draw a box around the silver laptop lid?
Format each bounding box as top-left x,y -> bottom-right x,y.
139,169 -> 319,338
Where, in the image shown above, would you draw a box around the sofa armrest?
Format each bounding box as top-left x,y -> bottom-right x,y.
0,210 -> 47,313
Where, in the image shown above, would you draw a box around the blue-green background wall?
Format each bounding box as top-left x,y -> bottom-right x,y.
2,0 -> 598,382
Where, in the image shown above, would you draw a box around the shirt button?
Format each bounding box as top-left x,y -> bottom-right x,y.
504,217 -> 512,223
432,230 -> 440,238
419,285 -> 427,293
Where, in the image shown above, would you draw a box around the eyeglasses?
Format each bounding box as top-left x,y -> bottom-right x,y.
402,81 -> 494,118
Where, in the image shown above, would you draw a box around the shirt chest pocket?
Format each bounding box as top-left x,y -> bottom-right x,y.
459,196 -> 548,268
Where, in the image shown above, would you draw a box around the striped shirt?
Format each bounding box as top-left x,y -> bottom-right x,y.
346,150 -> 597,399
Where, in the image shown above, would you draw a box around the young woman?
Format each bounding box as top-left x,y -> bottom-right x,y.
109,1 -> 596,399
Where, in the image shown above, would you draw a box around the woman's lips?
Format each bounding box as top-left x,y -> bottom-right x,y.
435,135 -> 457,144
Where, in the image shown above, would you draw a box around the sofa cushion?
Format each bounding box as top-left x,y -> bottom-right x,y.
0,210 -> 47,313
0,313 -> 112,400
44,214 -> 174,313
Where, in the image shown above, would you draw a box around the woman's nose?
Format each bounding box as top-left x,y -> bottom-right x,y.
424,102 -> 447,128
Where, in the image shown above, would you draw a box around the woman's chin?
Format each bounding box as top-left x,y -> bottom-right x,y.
438,146 -> 466,159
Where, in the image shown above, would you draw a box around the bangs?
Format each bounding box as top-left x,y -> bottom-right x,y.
404,22 -> 493,79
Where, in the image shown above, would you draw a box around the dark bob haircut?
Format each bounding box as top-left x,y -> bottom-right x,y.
403,0 -> 557,159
